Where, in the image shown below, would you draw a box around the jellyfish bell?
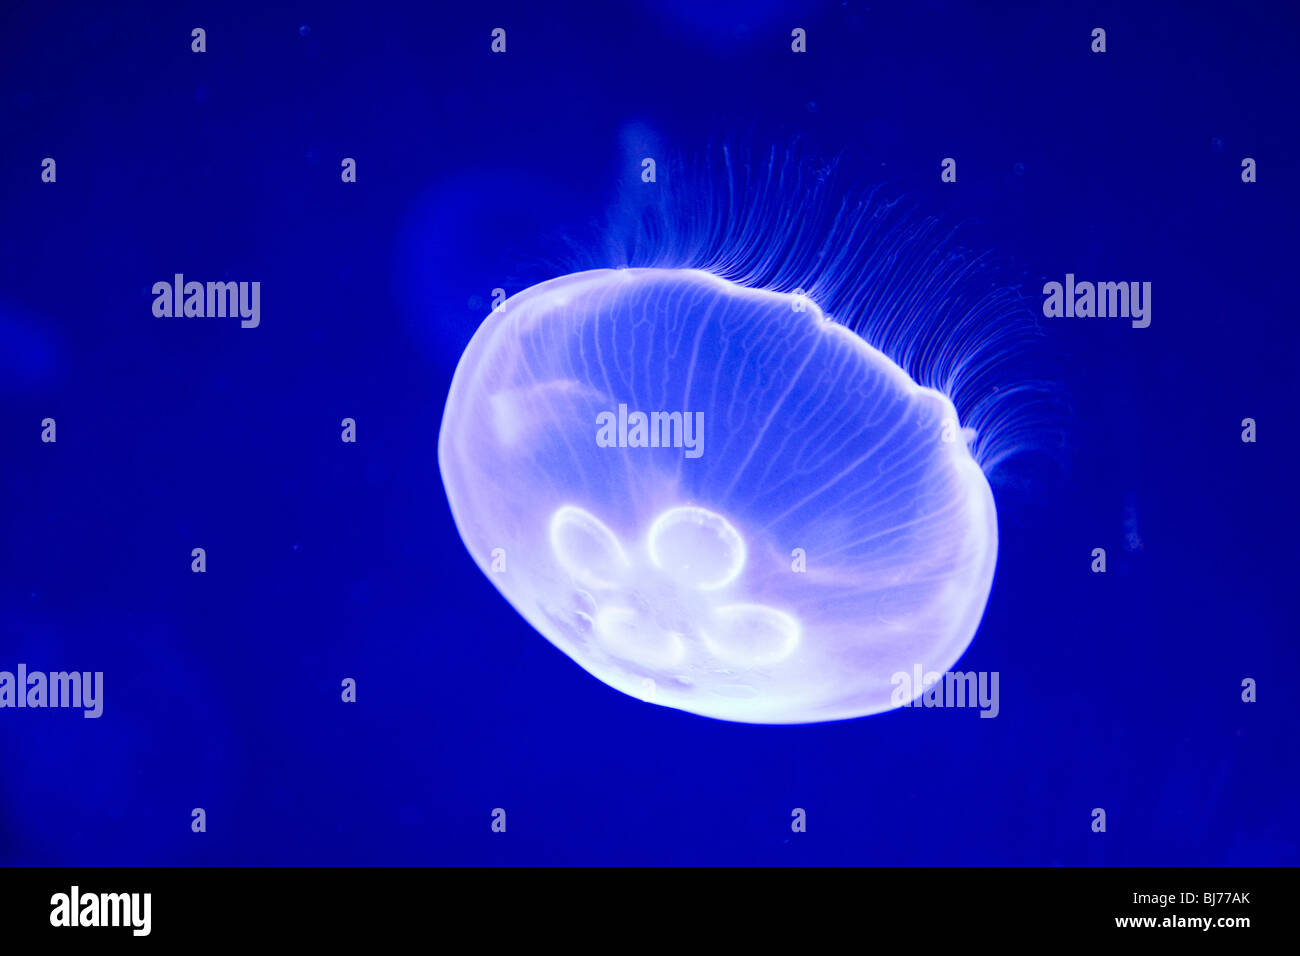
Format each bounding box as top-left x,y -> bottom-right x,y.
438,146 -> 1062,723
441,268 -> 996,722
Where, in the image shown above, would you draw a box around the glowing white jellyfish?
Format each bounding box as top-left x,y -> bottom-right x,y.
438,149 -> 1056,723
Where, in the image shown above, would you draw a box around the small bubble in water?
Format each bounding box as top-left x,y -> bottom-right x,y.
298,24 -> 310,37
1013,162 -> 1026,176
1210,136 -> 1224,152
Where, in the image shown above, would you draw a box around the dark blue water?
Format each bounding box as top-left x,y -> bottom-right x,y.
1,0 -> 1295,865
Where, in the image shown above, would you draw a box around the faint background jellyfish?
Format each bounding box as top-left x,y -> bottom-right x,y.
438,144 -> 1065,724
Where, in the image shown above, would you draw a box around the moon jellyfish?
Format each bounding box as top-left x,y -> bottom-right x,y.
438,147 -> 1060,723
